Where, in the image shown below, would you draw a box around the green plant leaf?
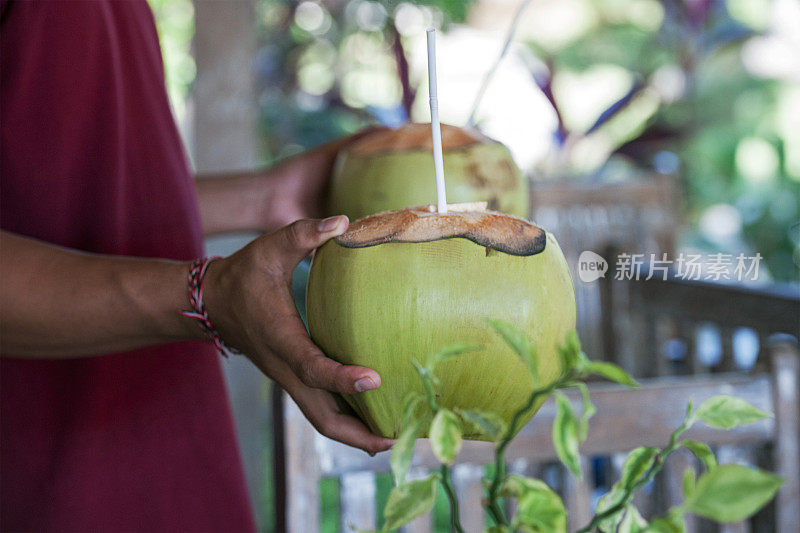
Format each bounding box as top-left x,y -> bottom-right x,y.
686,464 -> 783,522
401,393 -> 426,425
383,474 -> 439,531
619,447 -> 659,490
501,475 -> 566,533
596,486 -> 627,533
500,474 -> 552,498
484,527 -> 510,533
455,408 -> 507,442
695,395 -> 772,430
516,485 -> 567,533
557,330 -> 583,372
682,468 -> 696,499
575,382 -> 596,442
680,440 -> 717,470
581,361 -> 639,388
426,343 -> 481,370
487,319 -> 538,383
429,409 -> 462,464
618,504 -> 648,533
552,392 -> 582,477
411,358 -> 439,387
644,512 -> 684,533
391,418 -> 422,486
596,447 -> 659,532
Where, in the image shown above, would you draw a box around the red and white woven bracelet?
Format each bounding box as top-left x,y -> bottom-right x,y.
180,256 -> 241,357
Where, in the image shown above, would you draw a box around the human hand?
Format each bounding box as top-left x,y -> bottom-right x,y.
254,128 -> 387,231
203,215 -> 393,455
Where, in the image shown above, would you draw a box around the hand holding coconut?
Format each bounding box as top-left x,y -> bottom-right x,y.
197,128 -> 389,235
202,216 -> 394,455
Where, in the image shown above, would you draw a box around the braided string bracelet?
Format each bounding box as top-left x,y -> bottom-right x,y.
180,256 -> 241,357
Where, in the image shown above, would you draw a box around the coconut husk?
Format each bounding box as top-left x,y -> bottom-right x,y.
336,204 -> 546,256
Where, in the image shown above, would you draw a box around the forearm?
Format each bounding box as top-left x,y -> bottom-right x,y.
195,170 -> 269,236
0,231 -> 203,358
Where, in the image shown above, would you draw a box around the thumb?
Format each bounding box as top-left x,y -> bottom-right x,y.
274,216 -> 349,269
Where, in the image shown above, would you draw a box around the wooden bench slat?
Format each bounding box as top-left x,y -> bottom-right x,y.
309,372 -> 774,477
401,468 -> 433,533
340,471 -> 376,532
563,457 -> 593,531
453,463 -> 485,530
285,394 -> 321,532
771,342 -> 800,531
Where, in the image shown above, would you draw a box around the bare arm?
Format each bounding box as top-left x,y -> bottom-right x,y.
195,170 -> 269,235
195,129 -> 385,236
0,230 -> 200,357
195,141 -> 340,236
0,221 -> 392,454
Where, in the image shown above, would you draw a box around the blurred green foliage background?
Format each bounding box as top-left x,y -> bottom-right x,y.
149,0 -> 799,279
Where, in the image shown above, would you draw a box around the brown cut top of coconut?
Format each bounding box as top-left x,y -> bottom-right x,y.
347,123 -> 492,155
335,204 -> 546,256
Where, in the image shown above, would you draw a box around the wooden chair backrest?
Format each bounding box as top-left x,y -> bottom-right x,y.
529,176 -> 680,361
601,273 -> 800,378
272,340 -> 798,532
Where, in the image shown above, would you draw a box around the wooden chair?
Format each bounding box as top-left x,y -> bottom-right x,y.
595,273 -> 800,533
601,273 -> 800,378
529,175 -> 679,363
271,337 -> 798,532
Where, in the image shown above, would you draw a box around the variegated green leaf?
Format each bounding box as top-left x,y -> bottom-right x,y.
430,409 -> 462,464
487,319 -> 538,383
686,464 -> 782,523
695,396 -> 772,430
581,361 -> 639,388
390,418 -> 422,486
680,440 -> 717,471
383,474 -> 439,531
455,408 -> 507,442
426,343 -> 481,370
552,392 -> 581,477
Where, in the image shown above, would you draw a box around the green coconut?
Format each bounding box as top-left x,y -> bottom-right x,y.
306,204 -> 576,440
329,123 -> 530,220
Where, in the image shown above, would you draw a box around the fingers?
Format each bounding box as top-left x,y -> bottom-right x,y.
272,216 -> 348,271
292,385 -> 394,455
252,347 -> 392,455
270,312 -> 381,395
322,412 -> 394,456
256,215 -> 381,396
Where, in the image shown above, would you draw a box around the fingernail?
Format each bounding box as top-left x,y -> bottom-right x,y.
318,215 -> 346,233
354,377 -> 378,392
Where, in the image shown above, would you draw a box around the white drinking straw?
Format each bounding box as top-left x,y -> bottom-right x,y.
426,28 -> 447,214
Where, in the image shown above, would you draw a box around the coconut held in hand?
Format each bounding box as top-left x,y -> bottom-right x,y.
306,204 -> 575,439
330,124 -> 529,220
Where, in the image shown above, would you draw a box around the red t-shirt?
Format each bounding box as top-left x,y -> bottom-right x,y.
0,1 -> 256,531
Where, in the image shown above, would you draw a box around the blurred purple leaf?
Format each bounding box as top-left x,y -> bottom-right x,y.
366,105 -> 408,127
684,0 -> 715,29
700,20 -> 755,55
585,79 -> 645,135
532,63 -> 568,145
390,22 -> 415,121
613,125 -> 684,162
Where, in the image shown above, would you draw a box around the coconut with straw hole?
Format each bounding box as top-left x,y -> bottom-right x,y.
329,30 -> 528,220
330,123 -> 529,220
307,30 -> 576,439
